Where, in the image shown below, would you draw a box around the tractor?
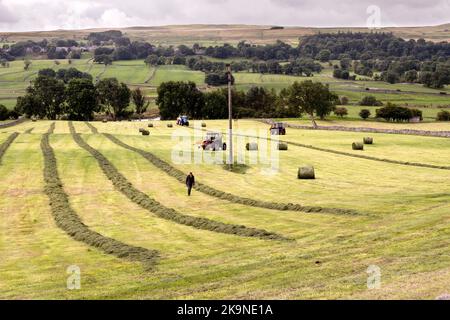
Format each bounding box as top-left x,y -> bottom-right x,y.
177,115 -> 190,126
201,132 -> 227,151
270,122 -> 286,135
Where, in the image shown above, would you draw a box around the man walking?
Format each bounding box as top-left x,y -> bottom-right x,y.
186,172 -> 195,196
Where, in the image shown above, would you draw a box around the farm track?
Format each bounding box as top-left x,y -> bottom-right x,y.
144,68 -> 157,84
40,132 -> 160,270
0,132 -> 19,164
102,131 -> 366,217
69,122 -> 288,241
85,121 -> 98,134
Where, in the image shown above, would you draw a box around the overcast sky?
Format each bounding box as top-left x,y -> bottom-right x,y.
0,0 -> 449,32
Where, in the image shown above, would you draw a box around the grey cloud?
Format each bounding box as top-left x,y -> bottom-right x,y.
0,0 -> 449,32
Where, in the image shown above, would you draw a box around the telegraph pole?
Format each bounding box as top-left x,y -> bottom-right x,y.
227,64 -> 233,168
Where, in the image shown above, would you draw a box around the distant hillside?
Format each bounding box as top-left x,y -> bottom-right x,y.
1,23 -> 449,46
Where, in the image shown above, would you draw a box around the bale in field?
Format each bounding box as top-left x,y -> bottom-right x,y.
139,128 -> 145,133
148,123 -> 154,128
167,123 -> 173,128
298,166 -> 315,179
352,142 -> 364,150
278,143 -> 288,151
246,142 -> 258,151
363,137 -> 374,145
102,119 -> 108,123
201,123 -> 207,128
142,130 -> 150,136
32,119 -> 37,122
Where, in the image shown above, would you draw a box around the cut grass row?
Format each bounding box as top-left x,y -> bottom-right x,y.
102,131 -> 364,216
69,122 -> 287,241
40,132 -> 160,270
85,121 -> 98,134
0,132 -> 19,164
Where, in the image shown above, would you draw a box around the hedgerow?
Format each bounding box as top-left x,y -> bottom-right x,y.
104,133 -> 364,217
41,131 -> 160,270
69,122 -> 287,241
0,132 -> 19,164
85,121 -> 99,134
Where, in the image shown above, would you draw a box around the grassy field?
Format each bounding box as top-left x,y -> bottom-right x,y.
1,56 -> 449,125
1,119 -> 450,299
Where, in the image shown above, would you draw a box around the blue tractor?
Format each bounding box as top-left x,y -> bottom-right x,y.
177,115 -> 190,126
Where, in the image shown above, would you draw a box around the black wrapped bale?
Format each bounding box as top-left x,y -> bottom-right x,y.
278,143 -> 288,151
298,166 -> 315,179
246,142 -> 258,151
142,130 -> 150,136
352,142 -> 364,150
363,137 -> 373,145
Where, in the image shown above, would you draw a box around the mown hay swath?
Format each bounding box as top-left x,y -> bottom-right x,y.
48,122 -> 55,134
68,123 -> 287,241
85,122 -> 99,134
0,132 -> 19,164
41,132 -> 160,270
24,128 -> 34,134
104,133 -> 364,217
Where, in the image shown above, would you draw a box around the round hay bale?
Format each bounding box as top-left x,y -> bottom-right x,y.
142,130 -> 150,136
201,123 -> 207,128
246,142 -> 258,151
32,118 -> 37,122
363,137 -> 373,145
298,166 -> 315,179
167,123 -> 173,128
102,119 -> 108,123
352,142 -> 364,150
278,143 -> 288,151
139,128 -> 145,133
148,123 -> 154,128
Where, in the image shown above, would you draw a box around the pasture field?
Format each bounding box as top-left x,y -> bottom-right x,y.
1,57 -> 449,121
1,119 -> 450,299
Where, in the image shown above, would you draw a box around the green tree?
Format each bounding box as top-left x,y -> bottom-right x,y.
96,78 -> 131,120
29,75 -> 65,119
316,49 -> 331,62
24,59 -> 32,70
131,88 -> 150,119
156,81 -> 204,120
334,107 -> 348,118
15,94 -> 42,118
359,109 -> 371,120
202,91 -> 227,119
0,104 -> 9,120
287,80 -> 338,126
65,78 -> 99,121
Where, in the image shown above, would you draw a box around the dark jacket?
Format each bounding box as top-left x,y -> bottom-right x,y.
186,174 -> 195,187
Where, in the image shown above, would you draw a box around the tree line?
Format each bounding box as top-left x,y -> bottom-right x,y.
157,80 -> 338,122
12,68 -> 149,121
